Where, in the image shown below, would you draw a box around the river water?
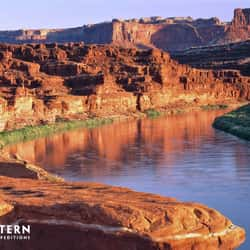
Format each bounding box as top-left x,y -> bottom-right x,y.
6,110 -> 250,249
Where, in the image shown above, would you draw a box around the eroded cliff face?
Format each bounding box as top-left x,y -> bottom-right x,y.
110,8 -> 250,51
0,42 -> 249,131
111,17 -> 226,51
0,8 -> 249,51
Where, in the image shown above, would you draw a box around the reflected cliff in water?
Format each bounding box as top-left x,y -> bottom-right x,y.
8,110 -> 243,175
6,110 -> 250,249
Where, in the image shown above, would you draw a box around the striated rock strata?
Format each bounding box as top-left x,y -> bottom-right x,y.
172,39 -> 250,76
0,8 -> 249,51
0,43 -> 250,132
0,156 -> 246,250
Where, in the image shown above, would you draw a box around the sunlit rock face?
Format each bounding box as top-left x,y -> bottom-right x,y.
0,42 -> 249,131
225,8 -> 250,42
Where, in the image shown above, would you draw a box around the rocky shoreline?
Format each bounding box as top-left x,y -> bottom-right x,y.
0,152 -> 246,249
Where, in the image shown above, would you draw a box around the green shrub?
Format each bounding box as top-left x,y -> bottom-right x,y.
201,104 -> 228,110
145,109 -> 162,118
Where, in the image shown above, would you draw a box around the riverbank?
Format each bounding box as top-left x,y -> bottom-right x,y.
213,104 -> 250,140
0,117 -> 114,148
0,102 -> 245,148
0,153 -> 246,250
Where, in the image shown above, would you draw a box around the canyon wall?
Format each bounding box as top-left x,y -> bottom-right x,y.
0,8 -> 249,51
0,43 -> 249,132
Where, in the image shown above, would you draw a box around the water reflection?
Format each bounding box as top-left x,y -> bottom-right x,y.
7,110 -> 237,171
6,110 -> 250,249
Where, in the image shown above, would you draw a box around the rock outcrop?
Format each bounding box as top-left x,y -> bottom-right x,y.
0,8 -> 249,51
0,155 -> 246,250
0,43 -> 249,132
223,8 -> 250,43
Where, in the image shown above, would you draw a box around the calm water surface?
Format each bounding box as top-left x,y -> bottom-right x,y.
6,110 -> 250,249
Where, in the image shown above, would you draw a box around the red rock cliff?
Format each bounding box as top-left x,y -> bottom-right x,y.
0,43 -> 249,131
223,8 -> 250,42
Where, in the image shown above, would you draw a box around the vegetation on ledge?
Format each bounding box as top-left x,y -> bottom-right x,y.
145,109 -> 162,118
201,104 -> 228,110
213,104 -> 250,140
0,118 -> 113,148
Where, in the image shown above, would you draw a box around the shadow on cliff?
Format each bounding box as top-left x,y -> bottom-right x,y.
150,24 -> 203,51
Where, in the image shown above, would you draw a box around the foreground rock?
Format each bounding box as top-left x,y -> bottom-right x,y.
0,153 -> 63,181
0,158 -> 246,249
213,104 -> 250,140
0,8 -> 249,51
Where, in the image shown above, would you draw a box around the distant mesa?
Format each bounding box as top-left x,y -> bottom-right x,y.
0,8 -> 250,51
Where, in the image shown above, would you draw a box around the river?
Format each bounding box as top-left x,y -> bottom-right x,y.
6,110 -> 250,249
